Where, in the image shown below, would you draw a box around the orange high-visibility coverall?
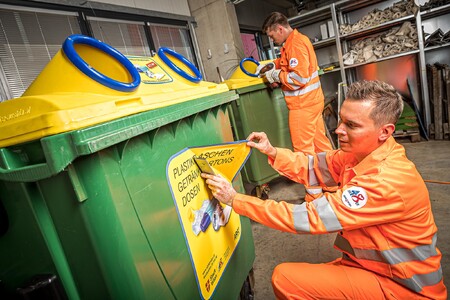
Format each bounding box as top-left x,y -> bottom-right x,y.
232,137 -> 446,299
273,29 -> 332,154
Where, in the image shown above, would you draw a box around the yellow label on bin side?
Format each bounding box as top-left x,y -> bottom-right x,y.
127,56 -> 173,84
167,141 -> 251,299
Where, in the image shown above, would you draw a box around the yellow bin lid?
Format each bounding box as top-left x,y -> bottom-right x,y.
223,59 -> 274,90
0,35 -> 231,148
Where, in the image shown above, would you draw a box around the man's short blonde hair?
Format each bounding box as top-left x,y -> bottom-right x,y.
346,80 -> 404,126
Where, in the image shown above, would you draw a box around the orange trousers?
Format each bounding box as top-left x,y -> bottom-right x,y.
289,103 -> 334,202
288,103 -> 332,154
271,258 -> 430,300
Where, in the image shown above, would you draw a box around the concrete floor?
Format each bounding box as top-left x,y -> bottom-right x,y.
245,139 -> 450,299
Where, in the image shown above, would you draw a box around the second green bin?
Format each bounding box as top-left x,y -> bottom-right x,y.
225,70 -> 292,189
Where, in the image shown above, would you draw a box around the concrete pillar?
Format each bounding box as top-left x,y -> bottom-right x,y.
187,0 -> 244,83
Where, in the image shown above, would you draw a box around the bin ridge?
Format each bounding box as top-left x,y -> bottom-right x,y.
0,92 -> 238,183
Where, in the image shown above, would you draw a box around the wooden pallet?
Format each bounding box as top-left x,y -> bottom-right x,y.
427,64 -> 450,140
394,129 -> 421,142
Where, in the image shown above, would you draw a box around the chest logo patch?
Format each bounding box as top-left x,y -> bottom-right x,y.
342,186 -> 368,209
289,58 -> 298,68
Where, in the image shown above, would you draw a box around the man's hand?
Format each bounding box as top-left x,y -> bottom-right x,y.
246,132 -> 277,159
254,63 -> 265,76
201,173 -> 236,206
255,62 -> 275,77
263,67 -> 281,84
269,82 -> 280,89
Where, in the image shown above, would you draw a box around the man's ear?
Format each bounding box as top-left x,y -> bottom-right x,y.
379,123 -> 395,142
277,24 -> 284,33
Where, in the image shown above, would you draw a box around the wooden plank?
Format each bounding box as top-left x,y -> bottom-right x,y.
429,123 -> 435,137
432,65 -> 443,139
445,66 -> 450,140
427,65 -> 435,139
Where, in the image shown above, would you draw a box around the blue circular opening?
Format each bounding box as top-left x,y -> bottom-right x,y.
240,57 -> 259,77
158,47 -> 202,83
62,34 -> 140,92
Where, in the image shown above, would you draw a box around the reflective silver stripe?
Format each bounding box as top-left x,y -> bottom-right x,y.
317,152 -> 337,187
289,72 -> 310,84
284,81 -> 321,97
293,203 -> 310,232
287,70 -> 318,85
306,188 -> 322,195
382,234 -> 438,264
287,72 -> 306,85
342,254 -> 443,292
336,234 -> 443,291
345,234 -> 439,265
286,74 -> 301,88
307,155 -> 319,186
312,196 -> 343,232
395,267 -> 443,293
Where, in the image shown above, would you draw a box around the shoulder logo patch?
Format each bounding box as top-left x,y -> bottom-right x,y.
289,58 -> 298,68
342,186 -> 368,209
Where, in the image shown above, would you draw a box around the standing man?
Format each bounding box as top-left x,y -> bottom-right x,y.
259,12 -> 332,154
202,81 -> 446,299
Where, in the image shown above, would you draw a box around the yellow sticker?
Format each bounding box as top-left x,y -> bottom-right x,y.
167,141 -> 251,299
127,56 -> 172,84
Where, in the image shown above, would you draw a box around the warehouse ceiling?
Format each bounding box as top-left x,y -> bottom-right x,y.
260,0 -> 337,11
261,0 -> 297,9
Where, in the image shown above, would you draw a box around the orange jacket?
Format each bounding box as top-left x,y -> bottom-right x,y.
233,137 -> 446,299
274,29 -> 324,110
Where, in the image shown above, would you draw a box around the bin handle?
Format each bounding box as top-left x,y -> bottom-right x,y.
0,150 -> 52,182
158,47 -> 202,83
239,57 -> 259,78
0,162 -> 53,182
0,146 -> 66,182
62,34 -> 141,92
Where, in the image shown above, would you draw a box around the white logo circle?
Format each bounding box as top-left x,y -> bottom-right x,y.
289,58 -> 298,68
341,186 -> 368,209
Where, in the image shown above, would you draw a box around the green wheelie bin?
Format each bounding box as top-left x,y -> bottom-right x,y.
224,58 -> 292,197
0,35 -> 254,300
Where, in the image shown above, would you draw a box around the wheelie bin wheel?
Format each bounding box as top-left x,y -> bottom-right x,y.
250,183 -> 270,200
239,268 -> 255,300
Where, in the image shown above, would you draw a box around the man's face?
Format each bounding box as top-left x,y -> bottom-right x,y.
335,99 -> 383,162
266,25 -> 285,45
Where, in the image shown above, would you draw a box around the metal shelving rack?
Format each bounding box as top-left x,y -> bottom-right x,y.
343,49 -> 421,70
288,0 -> 450,135
417,2 -> 450,131
424,43 -> 450,52
339,14 -> 415,40
421,2 -> 450,19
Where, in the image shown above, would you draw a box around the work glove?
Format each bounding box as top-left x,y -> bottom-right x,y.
255,62 -> 275,77
264,67 -> 281,84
